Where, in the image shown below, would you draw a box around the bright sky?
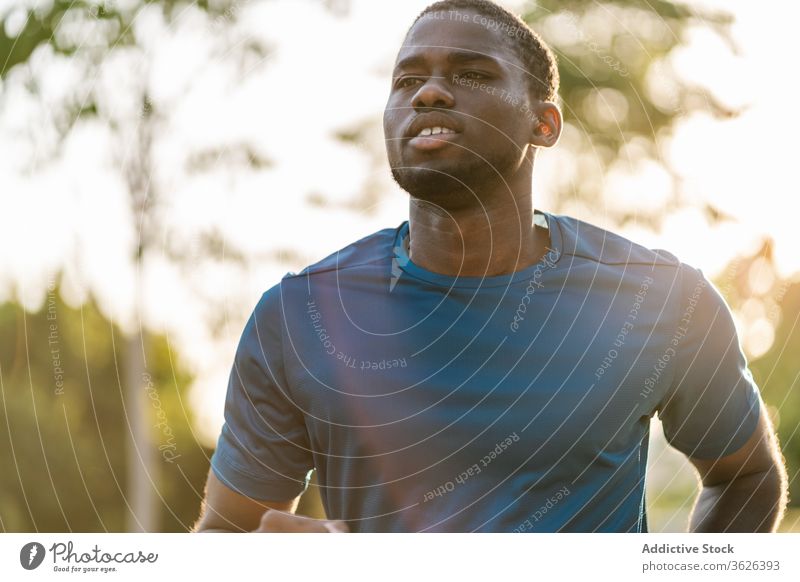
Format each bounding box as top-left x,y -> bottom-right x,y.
0,0 -> 797,444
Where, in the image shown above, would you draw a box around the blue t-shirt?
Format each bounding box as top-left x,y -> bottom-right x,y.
211,210 -> 762,532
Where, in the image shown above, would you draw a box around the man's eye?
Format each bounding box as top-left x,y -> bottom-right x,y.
461,71 -> 487,80
396,76 -> 424,88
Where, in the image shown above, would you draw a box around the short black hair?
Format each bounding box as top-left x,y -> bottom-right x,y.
411,0 -> 559,102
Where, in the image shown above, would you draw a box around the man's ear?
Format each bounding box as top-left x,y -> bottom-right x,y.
530,102 -> 562,148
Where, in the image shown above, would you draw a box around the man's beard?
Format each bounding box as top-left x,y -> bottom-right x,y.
390,151 -> 515,209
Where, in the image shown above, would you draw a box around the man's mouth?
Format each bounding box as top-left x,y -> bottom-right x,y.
408,126 -> 461,151
404,113 -> 463,152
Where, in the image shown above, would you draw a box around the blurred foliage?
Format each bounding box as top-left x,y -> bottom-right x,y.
0,0 -> 268,294
0,0 -> 266,179
523,0 -> 736,226
712,244 -> 800,507
0,281 -> 213,531
752,290 -> 800,506
0,0 -> 228,78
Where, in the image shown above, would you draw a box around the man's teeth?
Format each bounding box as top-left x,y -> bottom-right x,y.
417,126 -> 456,137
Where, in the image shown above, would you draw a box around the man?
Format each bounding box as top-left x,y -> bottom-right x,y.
194,0 -> 788,533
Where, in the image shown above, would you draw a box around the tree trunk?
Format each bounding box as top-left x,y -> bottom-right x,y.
124,271 -> 157,532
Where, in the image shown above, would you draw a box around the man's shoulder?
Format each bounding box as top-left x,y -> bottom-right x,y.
253,224 -> 399,317
284,223 -> 401,281
553,212 -> 681,269
552,213 -> 723,313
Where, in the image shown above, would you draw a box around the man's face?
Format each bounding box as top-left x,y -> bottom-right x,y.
384,9 -> 539,206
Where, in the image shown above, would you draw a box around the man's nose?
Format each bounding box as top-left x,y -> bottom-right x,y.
412,76 -> 455,110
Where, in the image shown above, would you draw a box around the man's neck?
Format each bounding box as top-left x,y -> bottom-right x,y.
407,196 -> 549,278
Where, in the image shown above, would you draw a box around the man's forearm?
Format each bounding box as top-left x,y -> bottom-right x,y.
689,468 -> 787,532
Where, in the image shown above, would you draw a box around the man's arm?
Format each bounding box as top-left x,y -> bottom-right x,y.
193,469 -> 349,533
687,404 -> 789,532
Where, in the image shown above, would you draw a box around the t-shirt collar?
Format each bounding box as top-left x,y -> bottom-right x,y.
391,209 -> 563,289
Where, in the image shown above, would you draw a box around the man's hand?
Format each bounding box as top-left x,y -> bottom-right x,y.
254,509 -> 349,533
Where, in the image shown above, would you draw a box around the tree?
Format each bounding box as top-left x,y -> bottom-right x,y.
521,0 -> 736,227
1,0 -> 271,531
0,281 -> 213,531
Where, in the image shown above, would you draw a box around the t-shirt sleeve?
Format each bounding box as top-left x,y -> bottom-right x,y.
210,283 -> 314,501
656,263 -> 762,460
